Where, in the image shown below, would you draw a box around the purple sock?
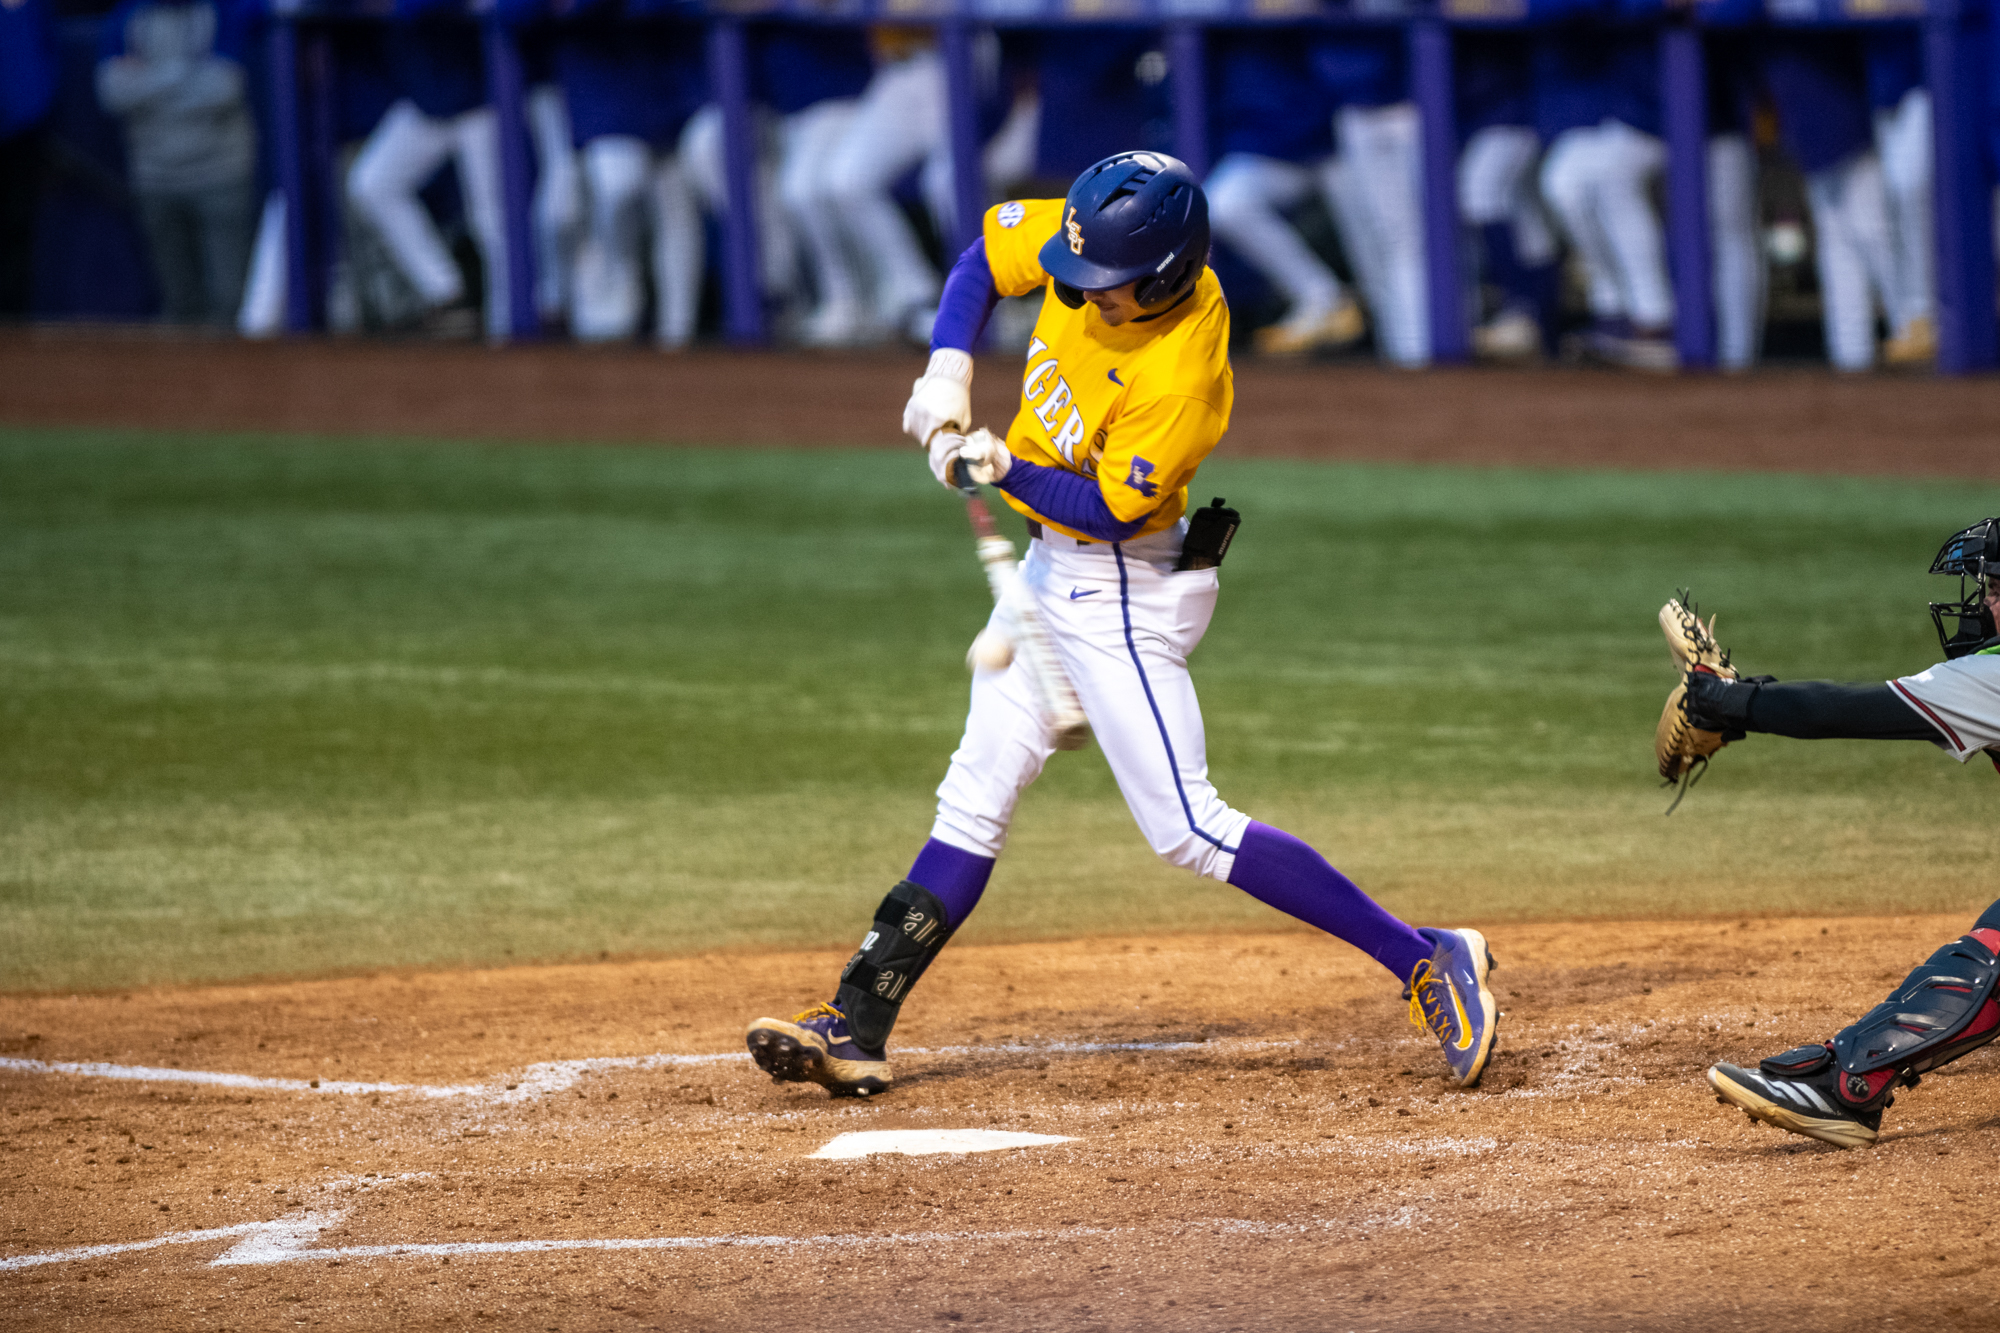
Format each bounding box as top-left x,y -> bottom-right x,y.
1227,821 -> 1431,981
906,838 -> 995,927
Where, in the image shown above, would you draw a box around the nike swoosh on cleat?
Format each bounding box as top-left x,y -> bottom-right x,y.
1107,368 -> 1124,385
1445,978 -> 1473,1051
1069,589 -> 1099,600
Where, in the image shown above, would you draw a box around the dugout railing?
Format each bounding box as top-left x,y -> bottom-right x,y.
261,0 -> 1997,372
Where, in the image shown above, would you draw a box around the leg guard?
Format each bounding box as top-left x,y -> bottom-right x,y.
1822,927 -> 2000,1102
832,881 -> 954,1052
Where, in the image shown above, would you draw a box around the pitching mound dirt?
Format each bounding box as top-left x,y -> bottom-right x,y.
5,914 -> 1999,1331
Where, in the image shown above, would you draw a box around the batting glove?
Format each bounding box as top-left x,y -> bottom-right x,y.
902,348 -> 974,447
927,430 -> 967,489
959,428 -> 1012,486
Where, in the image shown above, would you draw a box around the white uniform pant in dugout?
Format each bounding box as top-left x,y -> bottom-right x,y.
929,527 -> 1252,883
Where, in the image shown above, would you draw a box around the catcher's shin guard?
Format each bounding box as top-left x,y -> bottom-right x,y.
1828,927 -> 2000,1091
832,880 -> 955,1052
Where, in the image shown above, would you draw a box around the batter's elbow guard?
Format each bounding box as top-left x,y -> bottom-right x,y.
833,881 -> 956,1053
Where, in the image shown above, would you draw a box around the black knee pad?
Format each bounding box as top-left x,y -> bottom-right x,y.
1833,930 -> 2000,1080
833,880 -> 954,1053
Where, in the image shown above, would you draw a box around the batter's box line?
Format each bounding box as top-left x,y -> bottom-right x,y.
10,1203 -> 1363,1274
0,1038 -> 1294,1104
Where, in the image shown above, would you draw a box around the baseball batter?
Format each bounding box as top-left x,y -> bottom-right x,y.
1683,519 -> 2000,1147
746,152 -> 1499,1099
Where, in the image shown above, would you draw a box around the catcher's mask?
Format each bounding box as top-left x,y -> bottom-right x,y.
1928,517 -> 2000,659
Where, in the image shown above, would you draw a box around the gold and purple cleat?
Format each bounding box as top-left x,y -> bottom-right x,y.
1407,927 -> 1500,1088
745,1001 -> 892,1098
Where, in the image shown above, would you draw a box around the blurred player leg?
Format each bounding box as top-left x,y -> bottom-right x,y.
1334,101 -> 1428,367
776,97 -> 864,345
1590,120 -> 1672,344
1707,132 -> 1764,371
1540,126 -> 1626,327
573,135 -> 649,343
920,86 -> 1040,243
236,187 -> 287,337
1875,87 -> 1935,363
1207,152 -> 1358,356
1805,151 -> 1897,371
823,49 -> 947,344
527,83 -> 580,327
648,151 -> 703,349
1459,122 -> 1551,360
680,103 -> 796,312
450,106 -> 510,342
345,99 -> 466,316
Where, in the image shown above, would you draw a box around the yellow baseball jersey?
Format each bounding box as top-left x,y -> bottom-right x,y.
983,198 -> 1232,541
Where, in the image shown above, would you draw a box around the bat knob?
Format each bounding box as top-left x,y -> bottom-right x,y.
952,458 -> 978,495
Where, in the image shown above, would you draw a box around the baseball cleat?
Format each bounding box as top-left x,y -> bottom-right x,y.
1881,314 -> 1936,367
1706,1057 -> 1883,1150
1406,927 -> 1499,1088
1252,299 -> 1367,357
745,1002 -> 892,1098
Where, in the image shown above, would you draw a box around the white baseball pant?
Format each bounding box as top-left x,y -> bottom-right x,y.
824,50 -> 949,331
776,97 -> 864,326
929,525 -> 1251,883
1331,101 -> 1429,366
1539,119 -> 1673,331
236,186 -> 286,337
527,84 -> 581,322
1707,132 -> 1764,371
1806,150 -> 1898,371
1458,122 -> 1556,267
920,88 -> 1041,242
680,102 -> 800,300
1205,151 -> 1350,327
571,134 -> 702,346
346,98 -> 509,339
1874,87 -> 1934,334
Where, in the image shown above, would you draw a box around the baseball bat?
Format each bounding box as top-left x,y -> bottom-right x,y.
952,457 -> 1092,752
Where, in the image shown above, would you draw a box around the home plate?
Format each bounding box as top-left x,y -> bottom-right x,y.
809,1129 -> 1075,1160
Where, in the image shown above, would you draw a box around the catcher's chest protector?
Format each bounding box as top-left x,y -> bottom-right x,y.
1833,929 -> 2000,1078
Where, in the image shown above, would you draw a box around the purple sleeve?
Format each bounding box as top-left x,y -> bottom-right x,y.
995,460 -> 1149,542
930,237 -> 1001,354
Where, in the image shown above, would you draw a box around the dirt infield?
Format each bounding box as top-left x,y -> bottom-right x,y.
4,329 -> 1998,476
5,914 -> 1999,1332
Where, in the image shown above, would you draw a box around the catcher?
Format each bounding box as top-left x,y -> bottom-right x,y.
1656,517 -> 2000,1148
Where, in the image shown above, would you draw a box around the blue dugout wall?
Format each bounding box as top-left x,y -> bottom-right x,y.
261,0 -> 1997,372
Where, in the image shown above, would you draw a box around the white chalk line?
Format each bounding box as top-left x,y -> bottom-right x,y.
0,1038 -> 1274,1104
8,1200 -> 1366,1274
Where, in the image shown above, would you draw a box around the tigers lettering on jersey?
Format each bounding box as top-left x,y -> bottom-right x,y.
980,198 -> 1236,543
1022,338 -> 1087,464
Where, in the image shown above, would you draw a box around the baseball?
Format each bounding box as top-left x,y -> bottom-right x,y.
969,627 -> 1015,671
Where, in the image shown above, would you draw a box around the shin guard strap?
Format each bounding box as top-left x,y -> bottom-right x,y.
834,881 -> 954,1052
1833,931 -> 2000,1079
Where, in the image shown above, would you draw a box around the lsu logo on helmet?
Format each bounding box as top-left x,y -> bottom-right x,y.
1065,206 -> 1084,255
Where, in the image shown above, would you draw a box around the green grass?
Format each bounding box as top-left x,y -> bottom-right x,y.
3,427 -> 1996,992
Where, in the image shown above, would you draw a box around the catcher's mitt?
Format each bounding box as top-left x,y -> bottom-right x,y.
1655,592 -> 1738,813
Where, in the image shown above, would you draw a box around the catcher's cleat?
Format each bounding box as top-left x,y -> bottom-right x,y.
1406,928 -> 1500,1088
1252,299 -> 1367,357
1706,1054 -> 1886,1150
745,1002 -> 892,1098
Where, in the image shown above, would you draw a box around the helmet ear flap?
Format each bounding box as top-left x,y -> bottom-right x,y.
1052,280 -> 1085,310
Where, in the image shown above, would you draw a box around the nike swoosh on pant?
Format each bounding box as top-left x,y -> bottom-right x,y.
1069,589 -> 1099,600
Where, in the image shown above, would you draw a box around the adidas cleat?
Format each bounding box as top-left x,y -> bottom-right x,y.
745,1002 -> 892,1098
1407,927 -> 1500,1088
1706,1055 -> 1884,1150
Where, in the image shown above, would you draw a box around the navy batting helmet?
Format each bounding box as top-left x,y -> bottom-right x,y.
1039,151 -> 1210,312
